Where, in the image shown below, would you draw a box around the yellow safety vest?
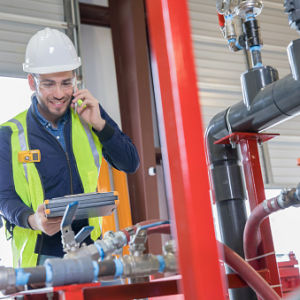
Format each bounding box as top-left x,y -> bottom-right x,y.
1,108 -> 103,267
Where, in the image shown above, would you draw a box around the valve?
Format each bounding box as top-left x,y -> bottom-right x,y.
60,201 -> 94,254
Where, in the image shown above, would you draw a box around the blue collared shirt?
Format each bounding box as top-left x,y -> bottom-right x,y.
33,97 -> 69,151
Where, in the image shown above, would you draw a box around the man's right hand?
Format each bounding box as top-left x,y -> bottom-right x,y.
28,203 -> 62,236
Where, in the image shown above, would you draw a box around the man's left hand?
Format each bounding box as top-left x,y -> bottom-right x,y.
71,89 -> 106,131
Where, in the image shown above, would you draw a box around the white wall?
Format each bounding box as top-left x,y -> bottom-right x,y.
80,24 -> 122,128
0,76 -> 32,267
0,77 -> 32,123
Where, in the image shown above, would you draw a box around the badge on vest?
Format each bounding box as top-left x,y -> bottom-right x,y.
18,150 -> 41,163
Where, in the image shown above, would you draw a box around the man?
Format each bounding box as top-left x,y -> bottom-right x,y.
0,28 -> 139,267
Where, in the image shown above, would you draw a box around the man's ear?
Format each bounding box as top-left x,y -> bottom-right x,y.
28,74 -> 36,91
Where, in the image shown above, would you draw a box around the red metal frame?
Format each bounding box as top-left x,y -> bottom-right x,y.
278,252 -> 300,294
52,283 -> 101,300
216,132 -> 282,296
146,0 -> 226,299
17,280 -> 178,300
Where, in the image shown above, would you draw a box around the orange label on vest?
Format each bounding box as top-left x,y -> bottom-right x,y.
18,150 -> 41,163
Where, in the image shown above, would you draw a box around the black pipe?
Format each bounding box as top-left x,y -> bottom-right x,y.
98,259 -> 116,277
206,42 -> 300,300
217,200 -> 257,300
25,266 -> 46,285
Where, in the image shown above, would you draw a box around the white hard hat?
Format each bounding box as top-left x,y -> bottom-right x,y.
23,27 -> 81,74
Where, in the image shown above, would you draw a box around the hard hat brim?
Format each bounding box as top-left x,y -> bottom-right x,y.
23,59 -> 81,74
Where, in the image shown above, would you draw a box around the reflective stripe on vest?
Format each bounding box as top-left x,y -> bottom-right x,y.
1,108 -> 103,267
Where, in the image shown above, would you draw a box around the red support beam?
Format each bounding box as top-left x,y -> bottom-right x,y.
239,137 -> 282,296
20,280 -> 178,300
216,132 -> 282,296
145,0 -> 226,299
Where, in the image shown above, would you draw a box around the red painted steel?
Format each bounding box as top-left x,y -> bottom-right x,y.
240,137 -> 282,296
278,252 -> 300,294
145,0 -> 226,299
217,132 -> 282,296
215,132 -> 279,145
227,269 -> 271,289
53,283 -> 101,300
17,280 -> 178,300
84,279 -> 179,300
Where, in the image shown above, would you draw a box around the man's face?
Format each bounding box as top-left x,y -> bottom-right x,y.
29,71 -> 75,123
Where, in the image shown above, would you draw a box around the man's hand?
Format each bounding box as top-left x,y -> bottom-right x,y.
28,204 -> 62,236
71,89 -> 106,131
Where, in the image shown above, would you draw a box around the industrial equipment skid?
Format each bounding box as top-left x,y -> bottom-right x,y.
44,191 -> 118,220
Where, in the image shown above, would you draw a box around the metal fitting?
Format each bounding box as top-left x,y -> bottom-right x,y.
61,226 -> 79,254
217,0 -> 239,15
235,0 -> 263,18
164,253 -> 178,273
97,231 -> 128,257
65,230 -> 128,260
277,187 -> 300,208
119,252 -> 177,278
163,240 -> 176,255
284,0 -> 300,32
120,254 -> 160,278
225,16 -> 237,40
129,227 -> 147,256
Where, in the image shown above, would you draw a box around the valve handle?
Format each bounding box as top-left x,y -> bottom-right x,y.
75,226 -> 94,244
61,201 -> 78,229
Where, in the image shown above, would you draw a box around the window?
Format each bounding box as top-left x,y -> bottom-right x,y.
0,76 -> 32,267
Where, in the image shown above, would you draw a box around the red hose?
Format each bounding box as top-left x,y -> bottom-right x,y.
147,224 -> 171,235
137,219 -> 166,226
123,220 -> 170,242
219,241 -> 281,300
243,197 -> 281,268
218,13 -> 225,27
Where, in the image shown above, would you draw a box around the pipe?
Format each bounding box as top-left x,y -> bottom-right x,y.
244,187 -> 300,269
219,241 -> 281,300
0,221 -> 173,294
206,41 -> 300,300
147,224 -> 171,235
243,197 -> 281,269
0,252 -> 177,293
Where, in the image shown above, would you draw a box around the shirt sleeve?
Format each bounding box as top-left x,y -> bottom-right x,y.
92,105 -> 140,173
0,126 -> 34,228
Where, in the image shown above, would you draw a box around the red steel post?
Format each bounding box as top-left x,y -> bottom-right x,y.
239,137 -> 282,296
145,0 -> 226,299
